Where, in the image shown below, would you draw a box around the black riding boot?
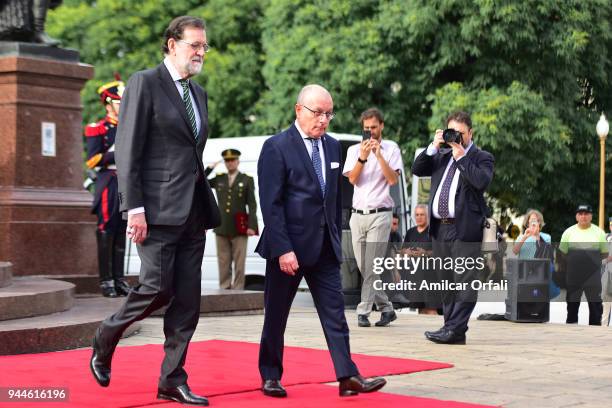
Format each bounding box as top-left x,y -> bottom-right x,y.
96,229 -> 118,298
32,0 -> 61,46
112,223 -> 130,296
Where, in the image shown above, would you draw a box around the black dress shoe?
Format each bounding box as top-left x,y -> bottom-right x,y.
375,311 -> 397,327
261,379 -> 287,397
90,336 -> 111,387
157,384 -> 209,406
424,327 -> 445,337
425,328 -> 466,344
101,286 -> 119,298
358,315 -> 371,327
339,375 -> 387,396
114,279 -> 131,296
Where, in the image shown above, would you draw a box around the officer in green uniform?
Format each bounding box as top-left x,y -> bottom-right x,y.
205,149 -> 258,289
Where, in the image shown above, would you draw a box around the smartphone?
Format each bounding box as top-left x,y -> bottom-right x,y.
362,129 -> 371,141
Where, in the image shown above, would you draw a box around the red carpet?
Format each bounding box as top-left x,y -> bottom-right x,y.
154,384 -> 497,408
0,340 -> 453,407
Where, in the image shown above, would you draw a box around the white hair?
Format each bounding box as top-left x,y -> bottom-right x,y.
296,84 -> 331,105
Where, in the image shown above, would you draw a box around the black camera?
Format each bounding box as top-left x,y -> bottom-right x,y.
442,128 -> 462,145
362,129 -> 371,141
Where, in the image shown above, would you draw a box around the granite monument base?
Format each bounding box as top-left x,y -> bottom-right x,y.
0,44 -> 95,277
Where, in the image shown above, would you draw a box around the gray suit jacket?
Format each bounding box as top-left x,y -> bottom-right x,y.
115,63 -> 220,229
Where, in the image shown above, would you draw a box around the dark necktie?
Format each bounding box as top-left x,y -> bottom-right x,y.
438,160 -> 458,218
179,79 -> 198,140
309,138 -> 325,196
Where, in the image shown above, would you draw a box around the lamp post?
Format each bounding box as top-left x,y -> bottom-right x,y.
596,113 -> 609,229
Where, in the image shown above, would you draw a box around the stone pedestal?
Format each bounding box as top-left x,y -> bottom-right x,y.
0,261 -> 12,288
0,43 -> 95,277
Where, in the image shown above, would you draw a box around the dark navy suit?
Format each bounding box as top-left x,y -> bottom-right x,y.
256,124 -> 359,381
412,145 -> 494,334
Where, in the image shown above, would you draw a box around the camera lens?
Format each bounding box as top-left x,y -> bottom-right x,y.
442,129 -> 462,144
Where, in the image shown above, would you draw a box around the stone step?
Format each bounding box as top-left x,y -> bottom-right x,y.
40,274 -> 140,295
0,290 -> 263,355
0,261 -> 11,288
0,296 -> 140,355
0,277 -> 74,321
152,289 -> 264,317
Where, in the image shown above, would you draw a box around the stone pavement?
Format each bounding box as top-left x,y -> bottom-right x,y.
117,305 -> 612,408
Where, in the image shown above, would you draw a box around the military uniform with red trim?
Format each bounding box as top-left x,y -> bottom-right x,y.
86,116 -> 122,232
85,80 -> 129,298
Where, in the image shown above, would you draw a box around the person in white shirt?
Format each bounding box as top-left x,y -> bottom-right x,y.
343,108 -> 403,327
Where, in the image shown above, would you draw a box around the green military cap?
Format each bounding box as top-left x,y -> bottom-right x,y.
221,149 -> 241,160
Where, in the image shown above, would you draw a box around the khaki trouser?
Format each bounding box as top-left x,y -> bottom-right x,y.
215,235 -> 247,289
350,211 -> 394,316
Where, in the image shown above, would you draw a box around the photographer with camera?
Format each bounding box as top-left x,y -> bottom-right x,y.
512,209 -> 559,299
412,111 -> 494,344
343,108 -> 403,328
512,210 -> 551,257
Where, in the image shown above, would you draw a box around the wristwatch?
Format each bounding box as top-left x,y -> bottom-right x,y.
357,158 -> 367,164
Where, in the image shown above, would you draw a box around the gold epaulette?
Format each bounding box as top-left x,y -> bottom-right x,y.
86,153 -> 103,169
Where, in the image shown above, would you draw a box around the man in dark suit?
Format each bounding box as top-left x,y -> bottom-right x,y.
89,16 -> 220,406
412,111 -> 494,344
256,84 -> 386,398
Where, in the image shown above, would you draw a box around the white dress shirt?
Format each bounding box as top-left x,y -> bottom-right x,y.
427,142 -> 473,219
163,57 -> 201,135
295,120 -> 326,183
342,139 -> 403,210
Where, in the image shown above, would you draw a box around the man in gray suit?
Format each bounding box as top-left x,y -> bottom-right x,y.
89,16 -> 220,407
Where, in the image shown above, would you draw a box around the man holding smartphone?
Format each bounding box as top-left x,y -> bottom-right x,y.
343,108 -> 403,327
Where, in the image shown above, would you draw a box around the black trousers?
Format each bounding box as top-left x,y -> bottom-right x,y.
259,229 -> 359,381
95,184 -> 206,388
431,221 -> 480,335
566,282 -> 603,325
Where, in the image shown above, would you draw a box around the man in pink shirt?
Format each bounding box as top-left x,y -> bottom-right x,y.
343,108 -> 404,327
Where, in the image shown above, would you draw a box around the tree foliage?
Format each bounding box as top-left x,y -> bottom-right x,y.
48,0 -> 267,139
48,0 -> 612,236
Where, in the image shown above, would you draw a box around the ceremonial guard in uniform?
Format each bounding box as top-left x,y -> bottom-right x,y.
85,80 -> 130,298
205,149 -> 258,289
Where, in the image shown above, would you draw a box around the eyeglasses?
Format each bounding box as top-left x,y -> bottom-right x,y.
177,39 -> 211,53
301,105 -> 335,121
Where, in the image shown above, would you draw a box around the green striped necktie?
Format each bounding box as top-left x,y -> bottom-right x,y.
179,79 -> 198,139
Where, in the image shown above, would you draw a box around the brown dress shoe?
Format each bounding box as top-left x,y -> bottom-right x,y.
339,375 -> 387,396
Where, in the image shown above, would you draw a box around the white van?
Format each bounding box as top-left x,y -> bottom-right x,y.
126,133 -> 411,296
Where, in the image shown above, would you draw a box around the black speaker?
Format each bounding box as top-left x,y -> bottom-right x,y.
505,258 -> 550,323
